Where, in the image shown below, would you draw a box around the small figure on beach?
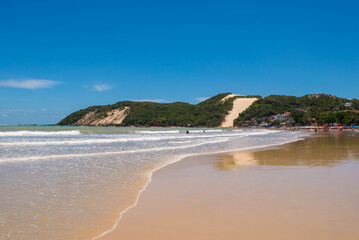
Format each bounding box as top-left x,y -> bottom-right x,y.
186,130 -> 189,134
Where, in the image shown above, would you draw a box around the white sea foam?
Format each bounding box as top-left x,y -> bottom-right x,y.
0,138 -> 229,163
0,131 -> 265,147
136,130 -> 181,134
0,130 -> 81,137
136,129 -> 234,134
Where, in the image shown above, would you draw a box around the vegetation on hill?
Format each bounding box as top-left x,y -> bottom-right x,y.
58,93 -> 238,127
59,93 -> 359,127
234,94 -> 359,126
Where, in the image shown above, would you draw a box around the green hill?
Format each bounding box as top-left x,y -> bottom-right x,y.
234,94 -> 359,126
58,93 -> 359,127
58,93 -> 238,127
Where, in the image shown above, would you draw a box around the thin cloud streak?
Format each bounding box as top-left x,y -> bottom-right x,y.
195,97 -> 209,102
0,109 -> 38,118
0,109 -> 38,113
0,79 -> 60,89
93,84 -> 112,92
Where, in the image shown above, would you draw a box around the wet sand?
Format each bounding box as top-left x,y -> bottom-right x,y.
101,132 -> 359,240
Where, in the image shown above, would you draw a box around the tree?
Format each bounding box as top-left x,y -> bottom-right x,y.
271,120 -> 281,127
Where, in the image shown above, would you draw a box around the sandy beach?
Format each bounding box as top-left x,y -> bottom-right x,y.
100,132 -> 359,240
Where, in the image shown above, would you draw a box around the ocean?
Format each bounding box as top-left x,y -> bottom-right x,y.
0,125 -> 308,240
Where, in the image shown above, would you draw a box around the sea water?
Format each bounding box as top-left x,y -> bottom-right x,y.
0,125 -> 308,240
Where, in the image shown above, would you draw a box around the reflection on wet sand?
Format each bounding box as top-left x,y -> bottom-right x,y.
100,132 -> 359,240
217,133 -> 359,170
216,152 -> 258,170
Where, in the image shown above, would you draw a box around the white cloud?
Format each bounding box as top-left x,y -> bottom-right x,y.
0,79 -> 60,89
93,84 -> 112,92
195,97 -> 209,102
0,109 -> 37,118
132,99 -> 167,103
0,109 -> 37,113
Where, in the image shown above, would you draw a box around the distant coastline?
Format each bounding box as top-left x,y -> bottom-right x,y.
58,93 -> 359,129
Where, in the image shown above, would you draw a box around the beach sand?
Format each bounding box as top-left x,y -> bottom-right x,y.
100,132 -> 359,240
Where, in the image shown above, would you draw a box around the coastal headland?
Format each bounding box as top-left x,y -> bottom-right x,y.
58,93 -> 359,129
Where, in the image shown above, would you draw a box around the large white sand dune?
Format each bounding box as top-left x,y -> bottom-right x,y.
221,96 -> 257,128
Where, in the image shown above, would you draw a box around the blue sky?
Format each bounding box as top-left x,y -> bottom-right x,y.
0,0 -> 358,124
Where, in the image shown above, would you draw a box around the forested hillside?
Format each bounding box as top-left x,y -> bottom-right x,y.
58,93 -> 238,127
234,94 -> 359,126
59,93 -> 359,127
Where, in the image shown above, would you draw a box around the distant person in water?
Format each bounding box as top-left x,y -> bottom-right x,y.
186,130 -> 189,134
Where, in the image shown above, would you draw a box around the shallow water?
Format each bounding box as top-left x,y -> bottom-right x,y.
0,126 -> 308,240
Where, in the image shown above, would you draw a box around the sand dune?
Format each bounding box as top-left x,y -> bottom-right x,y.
220,94 -> 243,102
221,97 -> 257,128
74,107 -> 130,126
